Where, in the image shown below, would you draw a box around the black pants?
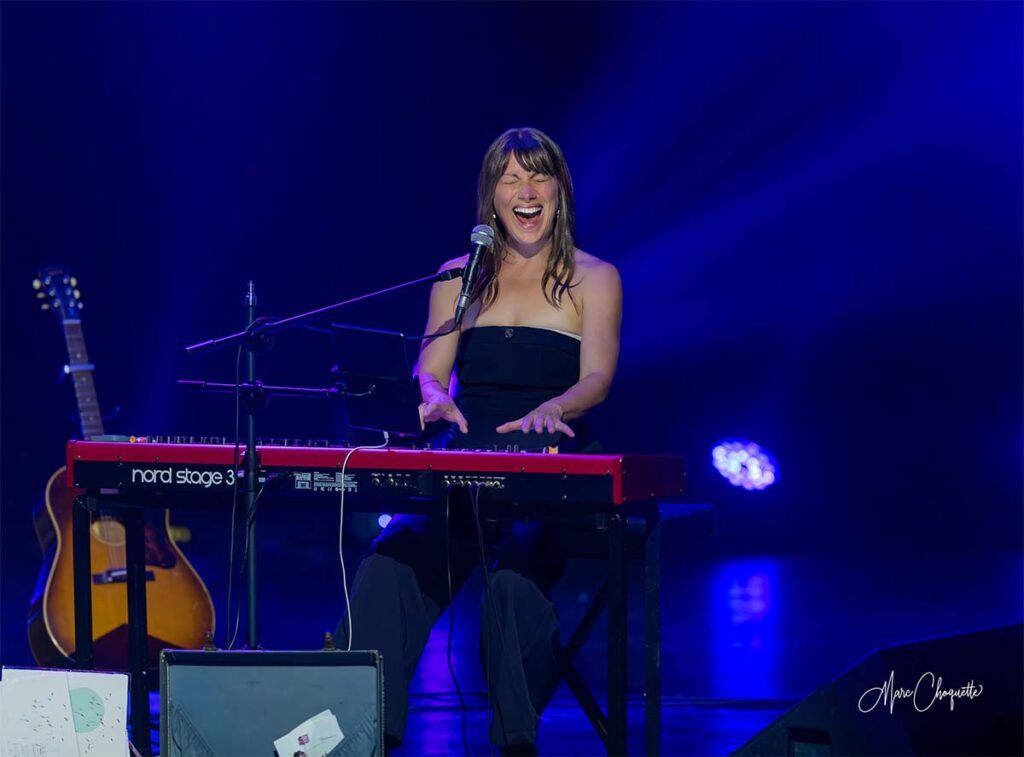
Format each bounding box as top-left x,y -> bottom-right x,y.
337,491 -> 564,746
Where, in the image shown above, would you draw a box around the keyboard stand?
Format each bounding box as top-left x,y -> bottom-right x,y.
540,503 -> 714,755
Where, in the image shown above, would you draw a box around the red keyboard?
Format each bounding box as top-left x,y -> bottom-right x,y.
67,441 -> 685,507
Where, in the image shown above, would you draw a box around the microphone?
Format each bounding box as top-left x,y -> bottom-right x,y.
453,224 -> 494,327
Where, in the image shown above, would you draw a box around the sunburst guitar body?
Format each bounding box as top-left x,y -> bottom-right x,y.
27,267 -> 214,669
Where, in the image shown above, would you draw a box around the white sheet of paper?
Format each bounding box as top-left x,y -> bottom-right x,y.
0,672 -> 78,757
273,709 -> 344,757
2,668 -> 129,757
309,710 -> 344,751
65,671 -> 129,757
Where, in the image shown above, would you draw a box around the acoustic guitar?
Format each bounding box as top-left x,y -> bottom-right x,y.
27,266 -> 215,669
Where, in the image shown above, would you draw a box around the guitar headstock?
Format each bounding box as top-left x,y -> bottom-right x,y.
33,266 -> 83,320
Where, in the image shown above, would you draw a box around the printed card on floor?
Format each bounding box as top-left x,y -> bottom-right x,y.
1,668 -> 129,757
0,670 -> 78,757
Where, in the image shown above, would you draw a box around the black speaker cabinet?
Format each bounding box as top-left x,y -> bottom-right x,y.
734,625 -> 1022,756
160,650 -> 383,756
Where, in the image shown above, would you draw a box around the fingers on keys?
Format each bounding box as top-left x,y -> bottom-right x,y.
495,414 -> 575,438
419,401 -> 469,433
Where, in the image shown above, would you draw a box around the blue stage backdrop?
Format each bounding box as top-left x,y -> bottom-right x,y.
2,2 -> 1020,667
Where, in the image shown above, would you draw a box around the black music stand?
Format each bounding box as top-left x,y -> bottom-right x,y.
330,324 -> 423,437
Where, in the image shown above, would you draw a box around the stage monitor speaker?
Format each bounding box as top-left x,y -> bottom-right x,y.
734,624 -> 1022,756
160,649 -> 383,756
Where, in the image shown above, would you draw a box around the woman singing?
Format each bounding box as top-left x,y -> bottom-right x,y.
341,127 -> 622,753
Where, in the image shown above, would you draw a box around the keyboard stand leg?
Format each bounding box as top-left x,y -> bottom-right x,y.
607,512 -> 628,755
560,647 -> 610,744
539,581 -> 610,746
72,496 -> 94,669
124,507 -> 152,755
645,513 -> 662,756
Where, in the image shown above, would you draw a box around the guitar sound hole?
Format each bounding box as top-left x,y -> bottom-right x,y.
90,517 -> 125,546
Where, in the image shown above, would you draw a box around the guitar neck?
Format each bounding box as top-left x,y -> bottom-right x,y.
62,319 -> 105,439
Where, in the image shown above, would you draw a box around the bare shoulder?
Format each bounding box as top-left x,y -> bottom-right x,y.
439,254 -> 469,273
432,254 -> 470,297
573,249 -> 621,292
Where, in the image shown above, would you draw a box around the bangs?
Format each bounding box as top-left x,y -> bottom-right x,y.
507,133 -> 557,176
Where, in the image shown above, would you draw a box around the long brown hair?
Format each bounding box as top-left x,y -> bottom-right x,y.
473,127 -> 578,311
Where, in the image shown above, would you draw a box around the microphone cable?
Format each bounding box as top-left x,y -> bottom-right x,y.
225,344 -> 244,649
469,484 -> 510,750
337,432 -> 390,651
445,485 -> 471,757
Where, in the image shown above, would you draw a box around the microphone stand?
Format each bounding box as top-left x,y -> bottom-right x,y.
183,267 -> 462,650
244,282 -> 258,649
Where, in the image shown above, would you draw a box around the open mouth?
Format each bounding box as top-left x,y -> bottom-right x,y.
512,206 -> 543,227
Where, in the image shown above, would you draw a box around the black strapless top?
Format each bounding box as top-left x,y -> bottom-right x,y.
434,326 -> 596,452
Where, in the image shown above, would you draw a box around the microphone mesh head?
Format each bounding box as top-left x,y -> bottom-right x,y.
470,224 -> 495,248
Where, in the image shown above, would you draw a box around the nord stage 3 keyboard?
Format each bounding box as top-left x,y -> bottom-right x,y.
66,441 -> 685,508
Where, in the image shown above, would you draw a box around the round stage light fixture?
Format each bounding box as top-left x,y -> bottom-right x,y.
712,440 -> 778,490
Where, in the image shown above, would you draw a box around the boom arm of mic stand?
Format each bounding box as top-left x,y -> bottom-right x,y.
177,379 -> 377,404
183,268 -> 464,357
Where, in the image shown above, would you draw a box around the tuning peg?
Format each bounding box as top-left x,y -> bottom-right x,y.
70,277 -> 78,287
36,292 -> 46,299
32,279 -> 41,290
41,303 -> 50,310
73,290 -> 81,299
78,301 -> 84,309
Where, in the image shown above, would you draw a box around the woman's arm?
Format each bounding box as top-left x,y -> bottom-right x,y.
415,256 -> 470,432
554,259 -> 622,419
497,258 -> 622,436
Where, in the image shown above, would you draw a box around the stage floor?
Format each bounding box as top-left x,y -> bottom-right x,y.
139,546 -> 1021,754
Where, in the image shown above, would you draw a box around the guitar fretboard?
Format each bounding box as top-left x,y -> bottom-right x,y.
62,319 -> 105,439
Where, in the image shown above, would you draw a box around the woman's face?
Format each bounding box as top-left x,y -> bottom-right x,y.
492,153 -> 559,253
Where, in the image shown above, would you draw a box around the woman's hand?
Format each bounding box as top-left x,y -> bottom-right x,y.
496,400 -> 575,437
418,392 -> 469,434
